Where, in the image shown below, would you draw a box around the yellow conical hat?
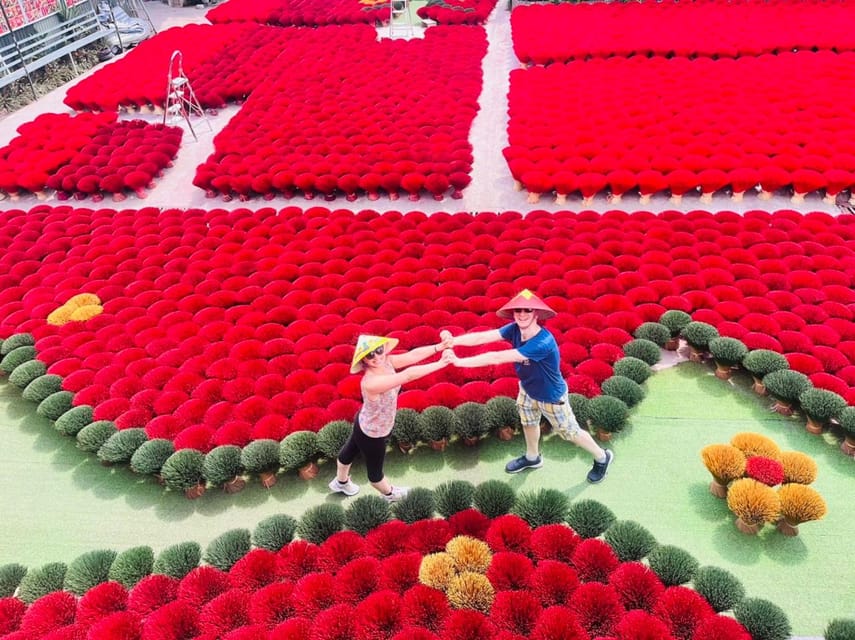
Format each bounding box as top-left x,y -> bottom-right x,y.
350,334 -> 400,373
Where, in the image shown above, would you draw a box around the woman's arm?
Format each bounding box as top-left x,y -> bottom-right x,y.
451,348 -> 526,368
362,357 -> 450,396
389,342 -> 444,369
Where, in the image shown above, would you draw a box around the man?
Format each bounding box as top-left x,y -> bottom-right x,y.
441,289 -> 613,483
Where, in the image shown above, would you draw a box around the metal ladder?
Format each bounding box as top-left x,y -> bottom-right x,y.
162,50 -> 211,141
388,0 -> 414,39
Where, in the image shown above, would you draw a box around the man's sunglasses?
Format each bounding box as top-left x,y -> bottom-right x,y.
513,308 -> 534,314
364,346 -> 385,360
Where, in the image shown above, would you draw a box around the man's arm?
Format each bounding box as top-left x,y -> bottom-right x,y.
451,348 -> 526,368
441,328 -> 503,348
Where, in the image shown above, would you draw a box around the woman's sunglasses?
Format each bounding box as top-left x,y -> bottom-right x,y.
513,308 -> 534,314
364,346 -> 385,360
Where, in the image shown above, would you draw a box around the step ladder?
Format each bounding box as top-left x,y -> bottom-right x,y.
389,0 -> 414,39
162,50 -> 211,141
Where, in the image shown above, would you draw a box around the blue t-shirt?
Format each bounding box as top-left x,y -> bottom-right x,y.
499,323 -> 568,403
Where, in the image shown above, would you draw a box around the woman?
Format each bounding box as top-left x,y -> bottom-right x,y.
329,333 -> 452,502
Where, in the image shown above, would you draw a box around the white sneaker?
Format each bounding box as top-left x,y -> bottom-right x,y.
328,477 -> 359,496
383,486 -> 409,503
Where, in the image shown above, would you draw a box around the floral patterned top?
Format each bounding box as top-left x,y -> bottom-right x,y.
359,364 -> 401,438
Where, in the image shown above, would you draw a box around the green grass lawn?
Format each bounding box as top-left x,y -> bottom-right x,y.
1,361 -> 853,635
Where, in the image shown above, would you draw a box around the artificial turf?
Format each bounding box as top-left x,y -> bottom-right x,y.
0,361 -> 852,635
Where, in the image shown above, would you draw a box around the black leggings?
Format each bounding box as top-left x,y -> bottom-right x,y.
336,414 -> 388,483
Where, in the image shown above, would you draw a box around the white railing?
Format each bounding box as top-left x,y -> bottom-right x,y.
0,3 -> 110,90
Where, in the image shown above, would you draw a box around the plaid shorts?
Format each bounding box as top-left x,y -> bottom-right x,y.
516,385 -> 582,440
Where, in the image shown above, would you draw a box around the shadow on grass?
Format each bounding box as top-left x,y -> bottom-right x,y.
446,444 -> 484,471
712,519 -> 764,565
712,517 -> 809,567
3,392 -> 40,422
688,482 -> 732,523
564,480 -> 594,503
663,361 -> 779,419
407,447 -> 446,474
764,532 -> 808,566
10,399 -> 74,461
384,430 -> 592,479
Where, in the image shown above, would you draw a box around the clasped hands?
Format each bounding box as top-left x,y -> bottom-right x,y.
438,330 -> 458,365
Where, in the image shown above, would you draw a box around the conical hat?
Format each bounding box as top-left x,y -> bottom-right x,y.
350,334 -> 400,373
497,289 -> 556,320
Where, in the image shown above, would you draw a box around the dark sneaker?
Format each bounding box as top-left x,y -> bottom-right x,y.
505,454 -> 543,474
587,450 -> 613,483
